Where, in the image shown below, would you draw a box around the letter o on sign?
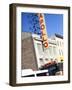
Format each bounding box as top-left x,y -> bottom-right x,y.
44,42 -> 48,48
41,24 -> 45,30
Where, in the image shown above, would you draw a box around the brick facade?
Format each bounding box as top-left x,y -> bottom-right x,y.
21,32 -> 38,71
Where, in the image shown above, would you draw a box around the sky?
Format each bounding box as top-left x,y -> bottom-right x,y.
21,12 -> 63,37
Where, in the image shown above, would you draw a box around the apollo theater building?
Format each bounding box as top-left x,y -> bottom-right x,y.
21,14 -> 64,76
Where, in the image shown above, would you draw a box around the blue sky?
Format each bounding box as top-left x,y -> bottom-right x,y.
21,12 -> 63,37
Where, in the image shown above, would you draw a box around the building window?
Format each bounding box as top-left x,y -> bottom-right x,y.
45,58 -> 48,61
60,41 -> 61,46
53,46 -> 56,55
48,46 -> 52,55
51,58 -> 53,61
39,58 -> 44,65
37,43 -> 43,55
59,49 -> 63,56
40,58 -> 43,61
61,50 -> 63,56
44,48 -> 49,54
57,41 -> 59,46
59,49 -> 61,56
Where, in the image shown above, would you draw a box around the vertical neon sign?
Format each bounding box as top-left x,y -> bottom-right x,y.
38,13 -> 48,48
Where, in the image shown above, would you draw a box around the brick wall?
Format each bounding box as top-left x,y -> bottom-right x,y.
21,36 -> 38,71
